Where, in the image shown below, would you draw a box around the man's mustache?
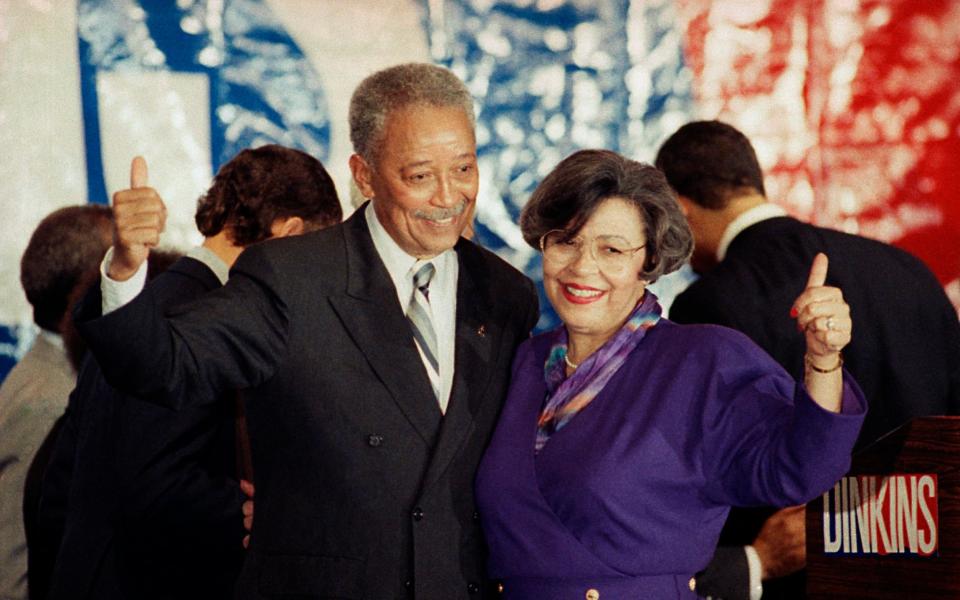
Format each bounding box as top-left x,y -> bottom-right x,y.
413,201 -> 468,221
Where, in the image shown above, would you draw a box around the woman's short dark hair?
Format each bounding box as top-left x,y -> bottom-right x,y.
654,120 -> 765,210
20,205 -> 114,332
195,144 -> 342,246
520,149 -> 692,283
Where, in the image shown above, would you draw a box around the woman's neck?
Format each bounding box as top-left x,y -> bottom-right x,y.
565,333 -> 610,368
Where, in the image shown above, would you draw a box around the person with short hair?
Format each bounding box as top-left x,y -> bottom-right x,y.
194,144 -> 344,246
40,144 -> 342,600
0,204 -> 113,600
474,149 -> 866,598
657,120 -> 960,599
76,63 -> 539,599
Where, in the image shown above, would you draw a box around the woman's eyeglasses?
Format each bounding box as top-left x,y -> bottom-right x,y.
539,229 -> 645,274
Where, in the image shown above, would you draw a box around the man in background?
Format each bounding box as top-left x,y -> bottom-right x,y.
40,145 -> 342,600
656,120 -> 960,599
0,205 -> 113,600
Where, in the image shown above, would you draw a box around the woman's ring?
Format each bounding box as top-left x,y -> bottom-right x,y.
826,317 -> 836,331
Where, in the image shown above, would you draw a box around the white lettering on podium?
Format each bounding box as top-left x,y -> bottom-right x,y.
918,475 -> 937,555
822,474 -> 938,556
823,481 -> 842,553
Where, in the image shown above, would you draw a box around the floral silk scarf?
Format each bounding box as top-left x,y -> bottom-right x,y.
535,291 -> 662,454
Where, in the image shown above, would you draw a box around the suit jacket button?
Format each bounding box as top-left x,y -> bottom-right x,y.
405,579 -> 413,589
412,507 -> 424,521
467,582 -> 480,594
472,511 -> 480,522
367,434 -> 383,447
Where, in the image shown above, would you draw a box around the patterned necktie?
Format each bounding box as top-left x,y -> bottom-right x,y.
407,262 -> 440,399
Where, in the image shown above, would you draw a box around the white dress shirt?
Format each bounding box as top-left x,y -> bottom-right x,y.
716,203 -> 788,262
99,246 -> 229,313
365,205 -> 458,414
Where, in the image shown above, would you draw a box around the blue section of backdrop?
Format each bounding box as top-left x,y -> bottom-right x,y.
0,328 -> 18,382
1,0 -> 695,383
78,0 -> 331,204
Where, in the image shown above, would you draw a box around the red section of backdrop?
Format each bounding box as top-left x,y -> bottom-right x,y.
678,0 -> 960,287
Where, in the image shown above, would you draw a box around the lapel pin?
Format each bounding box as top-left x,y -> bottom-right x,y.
477,324 -> 486,337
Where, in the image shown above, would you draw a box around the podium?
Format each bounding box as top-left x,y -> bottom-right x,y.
806,417 -> 960,599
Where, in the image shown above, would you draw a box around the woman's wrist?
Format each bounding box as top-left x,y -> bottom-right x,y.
804,352 -> 843,374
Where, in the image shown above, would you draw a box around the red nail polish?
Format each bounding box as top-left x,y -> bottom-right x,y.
790,307 -> 798,318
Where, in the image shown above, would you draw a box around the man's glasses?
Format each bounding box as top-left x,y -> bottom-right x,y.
539,229 -> 645,274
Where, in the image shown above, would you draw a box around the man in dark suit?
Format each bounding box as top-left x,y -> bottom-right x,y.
41,145 -> 342,599
77,63 -> 540,599
655,120 -> 960,599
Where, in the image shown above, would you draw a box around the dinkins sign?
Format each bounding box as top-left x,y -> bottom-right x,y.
821,474 -> 938,556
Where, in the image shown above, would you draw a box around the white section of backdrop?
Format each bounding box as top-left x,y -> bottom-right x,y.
98,70 -> 211,251
0,1 -> 86,328
268,0 -> 431,210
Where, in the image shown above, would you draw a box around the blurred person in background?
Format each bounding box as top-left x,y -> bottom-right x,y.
0,205 -> 113,600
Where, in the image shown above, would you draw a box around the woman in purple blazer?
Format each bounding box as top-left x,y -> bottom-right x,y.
475,150 -> 866,599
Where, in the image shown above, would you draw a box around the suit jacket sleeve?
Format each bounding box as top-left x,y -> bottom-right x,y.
693,546 -> 751,600
76,244 -> 289,409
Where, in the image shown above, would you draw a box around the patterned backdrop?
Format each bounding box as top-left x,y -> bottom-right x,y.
1,0 -> 958,381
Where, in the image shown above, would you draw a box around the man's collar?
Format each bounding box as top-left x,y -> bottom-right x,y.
716,203 -> 787,262
37,329 -> 65,352
187,246 -> 230,285
364,203 -> 454,280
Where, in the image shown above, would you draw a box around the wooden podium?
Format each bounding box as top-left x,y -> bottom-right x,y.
807,417 -> 960,599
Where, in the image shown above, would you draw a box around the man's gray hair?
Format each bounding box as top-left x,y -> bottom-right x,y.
349,63 -> 475,164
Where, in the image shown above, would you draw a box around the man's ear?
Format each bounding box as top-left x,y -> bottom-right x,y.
675,194 -> 693,217
349,154 -> 375,199
271,216 -> 305,238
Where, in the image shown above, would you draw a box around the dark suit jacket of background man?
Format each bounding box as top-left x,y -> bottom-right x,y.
76,205 -> 540,599
40,257 -> 245,600
670,215 -> 960,598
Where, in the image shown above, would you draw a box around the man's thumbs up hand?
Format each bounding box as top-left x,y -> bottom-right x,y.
108,156 -> 167,281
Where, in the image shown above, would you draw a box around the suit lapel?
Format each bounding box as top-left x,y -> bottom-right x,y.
421,240 -> 495,490
328,210 -> 443,446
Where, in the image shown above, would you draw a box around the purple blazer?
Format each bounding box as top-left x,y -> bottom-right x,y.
475,320 -> 866,599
